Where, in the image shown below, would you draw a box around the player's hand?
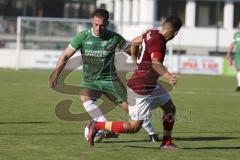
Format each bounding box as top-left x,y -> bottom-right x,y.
168,74 -> 177,86
48,73 -> 58,89
163,72 -> 177,86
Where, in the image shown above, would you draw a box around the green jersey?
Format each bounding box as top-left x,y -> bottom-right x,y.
234,31 -> 240,54
70,29 -> 127,81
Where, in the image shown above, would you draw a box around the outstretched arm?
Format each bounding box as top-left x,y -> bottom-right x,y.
48,45 -> 76,88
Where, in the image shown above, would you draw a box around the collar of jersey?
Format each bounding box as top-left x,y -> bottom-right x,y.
91,28 -> 105,38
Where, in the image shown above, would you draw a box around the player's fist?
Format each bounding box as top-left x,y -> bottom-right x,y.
163,72 -> 177,86
168,74 -> 177,86
48,73 -> 58,89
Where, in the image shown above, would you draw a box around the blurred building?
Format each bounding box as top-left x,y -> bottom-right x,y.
0,0 -> 96,18
0,0 -> 240,55
99,0 -> 240,55
0,0 -> 97,48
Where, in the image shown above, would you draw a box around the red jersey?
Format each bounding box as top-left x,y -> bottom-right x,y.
127,30 -> 166,95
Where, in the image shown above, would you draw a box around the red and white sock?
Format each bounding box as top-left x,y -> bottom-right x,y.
95,121 -> 125,133
162,114 -> 175,145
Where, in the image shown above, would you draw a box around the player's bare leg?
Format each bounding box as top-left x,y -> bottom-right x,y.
236,68 -> 240,91
118,101 -> 129,112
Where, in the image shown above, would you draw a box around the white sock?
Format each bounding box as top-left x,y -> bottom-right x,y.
142,119 -> 156,135
83,100 -> 107,122
237,72 -> 240,87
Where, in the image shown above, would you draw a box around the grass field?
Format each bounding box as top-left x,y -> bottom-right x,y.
0,69 -> 240,160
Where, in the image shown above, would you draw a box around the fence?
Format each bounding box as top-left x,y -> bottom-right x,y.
0,16 -> 237,75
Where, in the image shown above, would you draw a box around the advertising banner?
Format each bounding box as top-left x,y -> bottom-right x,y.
179,55 -> 223,75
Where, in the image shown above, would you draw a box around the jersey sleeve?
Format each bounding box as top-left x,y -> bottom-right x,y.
143,30 -> 162,53
149,39 -> 162,54
148,35 -> 164,62
115,34 -> 129,51
149,37 -> 161,53
70,32 -> 84,50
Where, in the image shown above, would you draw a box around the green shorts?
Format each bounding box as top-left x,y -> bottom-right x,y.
235,54 -> 240,69
80,79 -> 127,104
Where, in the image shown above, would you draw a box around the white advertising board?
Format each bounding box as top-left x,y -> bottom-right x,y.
179,55 -> 223,75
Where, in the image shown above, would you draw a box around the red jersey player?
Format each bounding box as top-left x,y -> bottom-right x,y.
85,15 -> 182,149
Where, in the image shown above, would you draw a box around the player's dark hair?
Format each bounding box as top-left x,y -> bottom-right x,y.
163,15 -> 182,31
91,9 -> 109,21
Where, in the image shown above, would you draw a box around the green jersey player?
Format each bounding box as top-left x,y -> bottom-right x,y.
48,9 -> 159,142
70,22 -> 128,105
227,22 -> 240,91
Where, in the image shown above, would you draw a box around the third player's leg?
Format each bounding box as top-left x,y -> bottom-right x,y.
236,68 -> 240,91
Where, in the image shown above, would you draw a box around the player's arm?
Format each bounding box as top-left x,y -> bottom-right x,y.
116,34 -> 132,56
48,45 -> 76,88
227,42 -> 235,58
226,42 -> 235,66
151,54 -> 177,86
121,41 -> 132,56
131,35 -> 143,63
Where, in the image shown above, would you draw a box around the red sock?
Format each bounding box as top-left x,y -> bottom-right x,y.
162,136 -> 172,145
111,122 -> 125,133
163,120 -> 174,131
162,114 -> 175,145
163,114 -> 175,131
95,121 -> 125,133
95,122 -> 105,131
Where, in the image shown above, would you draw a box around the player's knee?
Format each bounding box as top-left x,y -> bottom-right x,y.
119,102 -> 129,113
127,121 -> 142,133
131,125 -> 141,133
80,95 -> 91,102
162,100 -> 176,115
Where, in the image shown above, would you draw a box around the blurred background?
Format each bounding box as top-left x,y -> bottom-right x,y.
0,0 -> 239,75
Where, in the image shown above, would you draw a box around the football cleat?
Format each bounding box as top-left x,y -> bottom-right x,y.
236,86 -> 240,92
85,120 -> 97,146
104,131 -> 119,138
94,130 -> 119,143
149,134 -> 160,142
160,143 -> 178,149
94,130 -> 105,143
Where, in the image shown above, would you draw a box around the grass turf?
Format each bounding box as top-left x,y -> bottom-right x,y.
0,69 -> 240,160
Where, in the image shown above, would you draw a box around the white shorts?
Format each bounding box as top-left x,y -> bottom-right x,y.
127,85 -> 171,121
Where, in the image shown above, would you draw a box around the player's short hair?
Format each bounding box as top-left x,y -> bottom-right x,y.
91,9 -> 109,21
163,15 -> 182,32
